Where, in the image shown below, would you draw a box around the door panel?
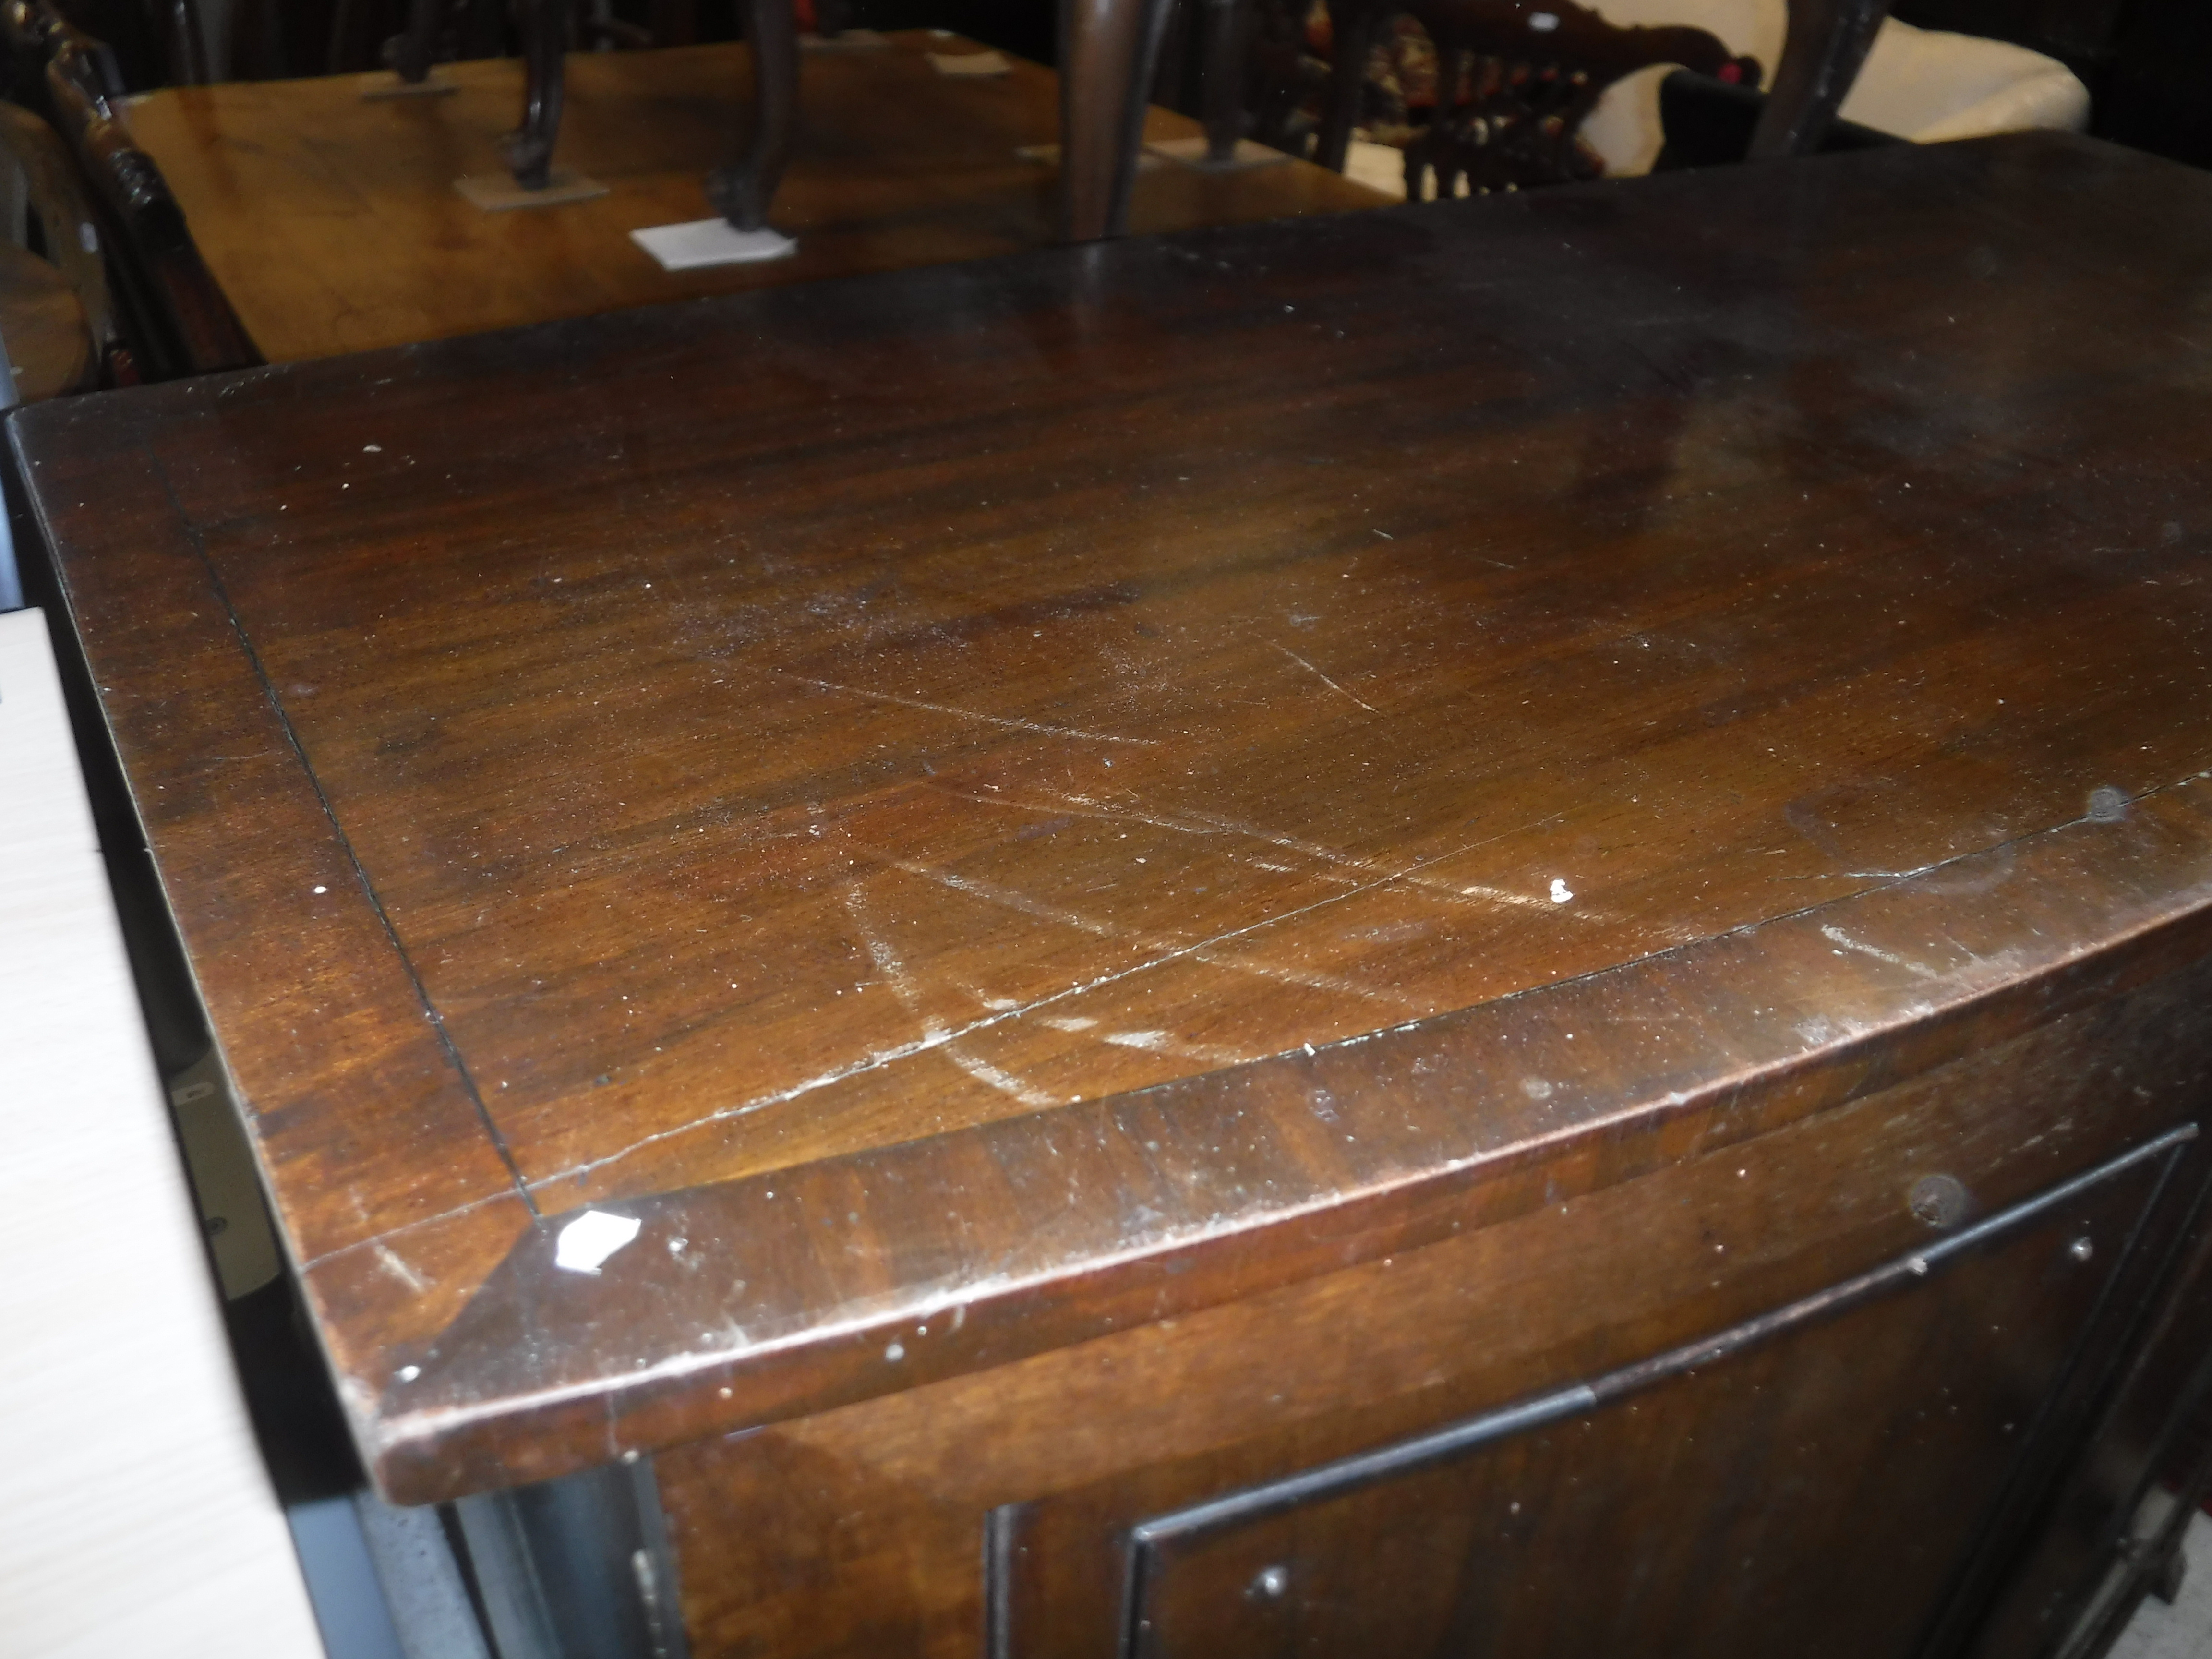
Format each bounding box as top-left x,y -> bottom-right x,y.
1095,1135 -> 2185,1658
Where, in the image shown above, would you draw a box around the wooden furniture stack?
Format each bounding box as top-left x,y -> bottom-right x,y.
116,34 -> 1387,364
16,129 -> 2212,1657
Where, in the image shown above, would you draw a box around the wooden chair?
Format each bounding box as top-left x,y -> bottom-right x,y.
1651,60 -> 1897,169
1202,0 -> 1888,189
1316,0 -> 1757,186
0,99 -> 115,391
1747,0 -> 1889,158
0,239 -> 94,398
0,0 -> 256,376
34,0 -> 210,85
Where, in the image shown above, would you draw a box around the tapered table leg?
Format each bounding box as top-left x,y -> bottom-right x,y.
1200,0 -> 1251,166
502,0 -> 567,188
1058,0 -> 1179,242
708,0 -> 799,230
1313,0 -> 1379,173
387,0 -> 442,82
1746,0 -> 1890,159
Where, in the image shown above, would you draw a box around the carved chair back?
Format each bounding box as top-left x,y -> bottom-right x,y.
0,0 -> 256,376
0,99 -> 114,386
1311,0 -> 1756,191
1247,0 -> 1889,192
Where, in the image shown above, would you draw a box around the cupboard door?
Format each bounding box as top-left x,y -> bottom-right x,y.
1084,1133 -> 2188,1659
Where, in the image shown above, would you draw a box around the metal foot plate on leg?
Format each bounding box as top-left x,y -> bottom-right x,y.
453,168 -> 610,210
1145,135 -> 1289,170
360,70 -> 458,99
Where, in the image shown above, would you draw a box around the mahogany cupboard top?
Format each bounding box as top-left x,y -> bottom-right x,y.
17,132 -> 2212,1504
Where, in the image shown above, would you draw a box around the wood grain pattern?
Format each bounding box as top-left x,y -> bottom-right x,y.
1123,1167 -> 2155,1659
118,34 -> 1386,363
16,132 -> 2212,1507
652,960 -> 2212,1658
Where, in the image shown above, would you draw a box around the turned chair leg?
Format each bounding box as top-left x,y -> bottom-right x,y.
1747,0 -> 1890,159
707,0 -> 798,230
502,0 -> 568,189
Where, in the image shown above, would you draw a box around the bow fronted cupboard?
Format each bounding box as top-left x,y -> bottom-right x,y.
18,131 -> 2212,1657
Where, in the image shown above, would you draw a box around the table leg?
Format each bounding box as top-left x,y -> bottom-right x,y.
1058,0 -> 1178,242
502,0 -> 568,189
1200,0 -> 1252,166
1312,0 -> 1380,173
708,0 -> 799,230
386,0 -> 442,82
1746,0 -> 1890,159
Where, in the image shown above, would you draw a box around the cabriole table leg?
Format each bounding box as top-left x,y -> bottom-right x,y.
502,0 -> 567,188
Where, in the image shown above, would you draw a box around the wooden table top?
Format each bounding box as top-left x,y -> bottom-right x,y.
20,131 -> 2212,1503
120,35 -> 1387,363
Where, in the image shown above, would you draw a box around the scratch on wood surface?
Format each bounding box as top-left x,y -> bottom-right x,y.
1268,640 -> 1379,714
373,1242 -> 433,1294
924,781 -> 1224,839
876,854 -> 1422,1009
844,884 -> 1059,1107
537,831 -> 1519,1189
1172,805 -> 1585,919
881,856 -> 1124,940
936,1044 -> 1058,1106
302,1186 -> 521,1272
780,673 -> 1158,745
320,781 -> 2212,1271
1101,1029 -> 1258,1067
1820,924 -> 1943,980
1004,788 -> 1588,920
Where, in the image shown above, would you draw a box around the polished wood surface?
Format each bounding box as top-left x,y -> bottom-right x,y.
654,968 -> 2212,1657
118,34 -> 1387,363
18,133 -> 2212,1532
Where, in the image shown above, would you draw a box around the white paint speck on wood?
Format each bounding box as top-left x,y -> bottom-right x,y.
553,1209 -> 642,1273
